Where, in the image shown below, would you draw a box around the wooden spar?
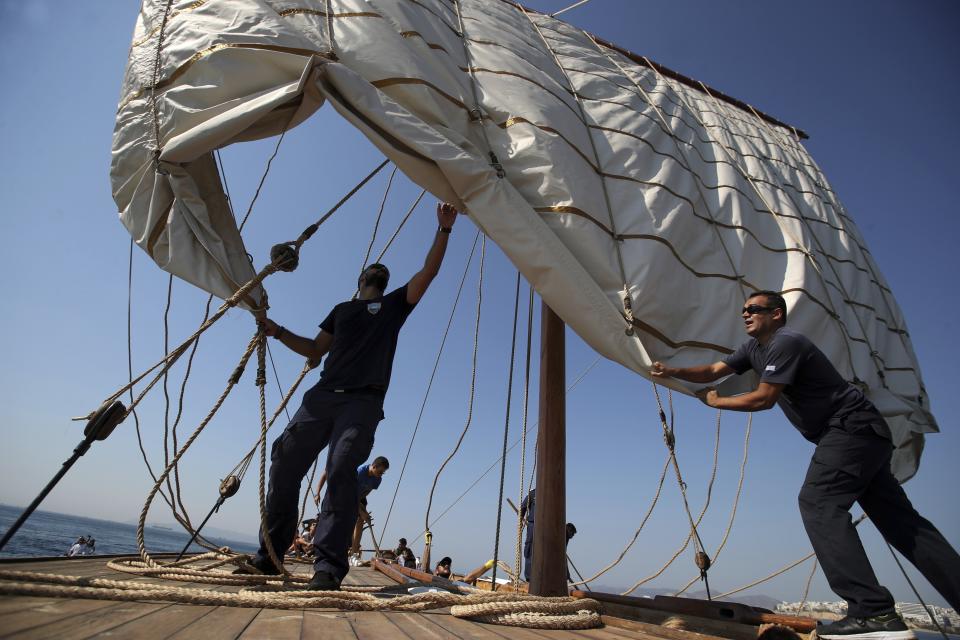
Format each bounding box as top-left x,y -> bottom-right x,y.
371,558 -> 466,593
571,590 -> 818,633
530,302 -> 566,596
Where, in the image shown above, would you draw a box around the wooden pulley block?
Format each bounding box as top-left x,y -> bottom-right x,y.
219,475 -> 241,498
83,400 -> 127,441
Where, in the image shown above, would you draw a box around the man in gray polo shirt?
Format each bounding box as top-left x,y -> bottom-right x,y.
651,291 -> 959,640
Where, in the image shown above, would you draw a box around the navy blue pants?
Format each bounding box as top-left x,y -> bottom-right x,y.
523,525 -> 533,582
798,422 -> 960,616
254,387 -> 383,581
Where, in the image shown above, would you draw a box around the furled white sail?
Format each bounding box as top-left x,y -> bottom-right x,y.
112,0 -> 935,479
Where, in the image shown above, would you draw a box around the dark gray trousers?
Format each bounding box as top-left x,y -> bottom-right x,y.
254,387 -> 383,581
798,422 -> 960,616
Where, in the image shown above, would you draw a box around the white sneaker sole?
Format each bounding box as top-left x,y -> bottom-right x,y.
818,631 -> 916,640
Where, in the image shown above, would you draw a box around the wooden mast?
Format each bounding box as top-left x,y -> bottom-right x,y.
529,301 -> 567,596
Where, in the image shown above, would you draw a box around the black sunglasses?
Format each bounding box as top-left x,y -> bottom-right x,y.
742,304 -> 775,315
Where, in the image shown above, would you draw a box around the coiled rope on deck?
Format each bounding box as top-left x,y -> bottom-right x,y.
0,567 -> 601,629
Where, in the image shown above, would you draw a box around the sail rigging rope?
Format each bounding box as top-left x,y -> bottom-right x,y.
672,413 -> 753,595
641,53 -> 863,380
521,6 -> 637,334
746,103 -> 909,390
583,31 -> 751,307
550,0 -> 593,17
86,158 -> 390,425
491,271 -> 522,588
885,543 -> 951,640
378,230 -> 483,547
359,164 -> 398,275
652,382 -> 714,580
567,453 -> 671,587
406,354 -> 603,548
453,0 -> 507,181
797,556 -> 818,616
515,284 -> 535,589
147,0 -> 174,170
618,394 -> 723,596
424,235 -> 487,533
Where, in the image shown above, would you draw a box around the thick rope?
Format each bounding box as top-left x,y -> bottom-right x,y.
255,334 -> 288,574
136,334 -> 261,569
0,568 -> 601,629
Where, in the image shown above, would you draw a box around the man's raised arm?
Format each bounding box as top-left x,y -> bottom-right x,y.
406,202 -> 459,305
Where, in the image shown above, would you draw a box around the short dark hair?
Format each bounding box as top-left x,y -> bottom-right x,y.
372,456 -> 390,469
749,290 -> 787,324
438,556 -> 452,566
358,263 -> 390,290
398,537 -> 407,545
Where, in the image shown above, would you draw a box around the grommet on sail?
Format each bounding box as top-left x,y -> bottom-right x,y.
111,0 -> 935,481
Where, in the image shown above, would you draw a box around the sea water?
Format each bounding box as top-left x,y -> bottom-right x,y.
0,504 -> 256,558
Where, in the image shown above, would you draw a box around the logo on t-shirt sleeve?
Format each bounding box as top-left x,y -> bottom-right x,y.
765,365 -> 776,372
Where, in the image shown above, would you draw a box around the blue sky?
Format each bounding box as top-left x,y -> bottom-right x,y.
1,0 -> 958,606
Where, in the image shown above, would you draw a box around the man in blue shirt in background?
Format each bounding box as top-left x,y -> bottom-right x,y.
313,456 -> 389,560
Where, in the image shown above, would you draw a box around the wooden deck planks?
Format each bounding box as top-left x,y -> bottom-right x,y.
387,611 -> 458,639
237,607 -> 304,640
1,601 -> 171,639
0,598 -> 128,636
84,603 -> 218,639
300,610 -> 360,640
0,558 -> 713,640
351,610 -> 417,639
165,606 -> 261,640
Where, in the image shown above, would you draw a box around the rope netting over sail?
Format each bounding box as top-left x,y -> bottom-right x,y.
112,0 -> 935,480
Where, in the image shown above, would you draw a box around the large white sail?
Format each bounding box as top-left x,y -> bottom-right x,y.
111,0 -> 935,479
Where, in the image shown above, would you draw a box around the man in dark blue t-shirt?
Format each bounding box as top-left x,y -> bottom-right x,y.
651,291 -> 959,640
245,202 -> 460,591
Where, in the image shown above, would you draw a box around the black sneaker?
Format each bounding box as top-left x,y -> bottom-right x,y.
817,612 -> 915,640
307,570 -> 341,591
232,556 -> 282,576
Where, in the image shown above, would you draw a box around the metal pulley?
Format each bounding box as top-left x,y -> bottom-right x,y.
83,400 -> 127,441
219,475 -> 241,499
695,550 -> 711,571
